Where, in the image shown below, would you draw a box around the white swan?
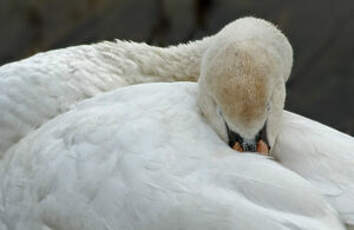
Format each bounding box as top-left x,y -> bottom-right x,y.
0,17 -> 353,229
0,83 -> 346,230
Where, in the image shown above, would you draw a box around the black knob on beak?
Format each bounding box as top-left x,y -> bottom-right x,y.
241,142 -> 257,152
225,121 -> 271,152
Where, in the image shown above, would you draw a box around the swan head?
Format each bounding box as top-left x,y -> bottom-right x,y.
198,17 -> 293,154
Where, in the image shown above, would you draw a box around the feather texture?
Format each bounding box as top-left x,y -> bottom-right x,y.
274,111 -> 354,226
0,83 -> 345,230
0,39 -> 209,157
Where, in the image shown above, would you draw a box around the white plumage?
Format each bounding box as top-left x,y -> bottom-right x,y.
0,38 -> 209,157
275,111 -> 354,226
0,17 -> 353,230
0,83 -> 346,230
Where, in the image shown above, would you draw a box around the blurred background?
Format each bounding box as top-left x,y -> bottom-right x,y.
1,0 -> 353,135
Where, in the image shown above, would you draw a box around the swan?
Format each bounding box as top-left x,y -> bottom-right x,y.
0,83 -> 346,230
0,16 -> 353,229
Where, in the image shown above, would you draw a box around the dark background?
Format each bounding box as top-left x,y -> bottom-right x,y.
1,0 -> 353,135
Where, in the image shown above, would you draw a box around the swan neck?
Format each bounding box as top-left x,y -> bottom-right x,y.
94,37 -> 212,84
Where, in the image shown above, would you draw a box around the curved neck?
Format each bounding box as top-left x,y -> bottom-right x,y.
0,37 -> 212,157
93,37 -> 212,84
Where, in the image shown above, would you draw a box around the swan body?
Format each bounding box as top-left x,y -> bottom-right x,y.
274,111 -> 354,226
0,83 -> 345,230
0,16 -> 353,229
0,34 -> 209,157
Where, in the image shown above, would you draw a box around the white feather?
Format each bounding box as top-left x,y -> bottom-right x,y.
0,16 -> 353,229
0,83 -> 345,230
0,39 -> 209,157
274,111 -> 354,225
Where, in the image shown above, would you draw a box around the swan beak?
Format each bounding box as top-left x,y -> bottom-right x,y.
225,122 -> 271,155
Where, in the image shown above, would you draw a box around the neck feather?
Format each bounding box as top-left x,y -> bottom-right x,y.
93,37 -> 212,84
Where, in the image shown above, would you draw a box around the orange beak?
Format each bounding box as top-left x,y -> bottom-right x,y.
232,140 -> 269,156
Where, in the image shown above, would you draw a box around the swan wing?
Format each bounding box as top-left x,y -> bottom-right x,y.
0,39 -> 205,157
0,83 -> 344,230
274,110 -> 354,226
0,44 -> 130,157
